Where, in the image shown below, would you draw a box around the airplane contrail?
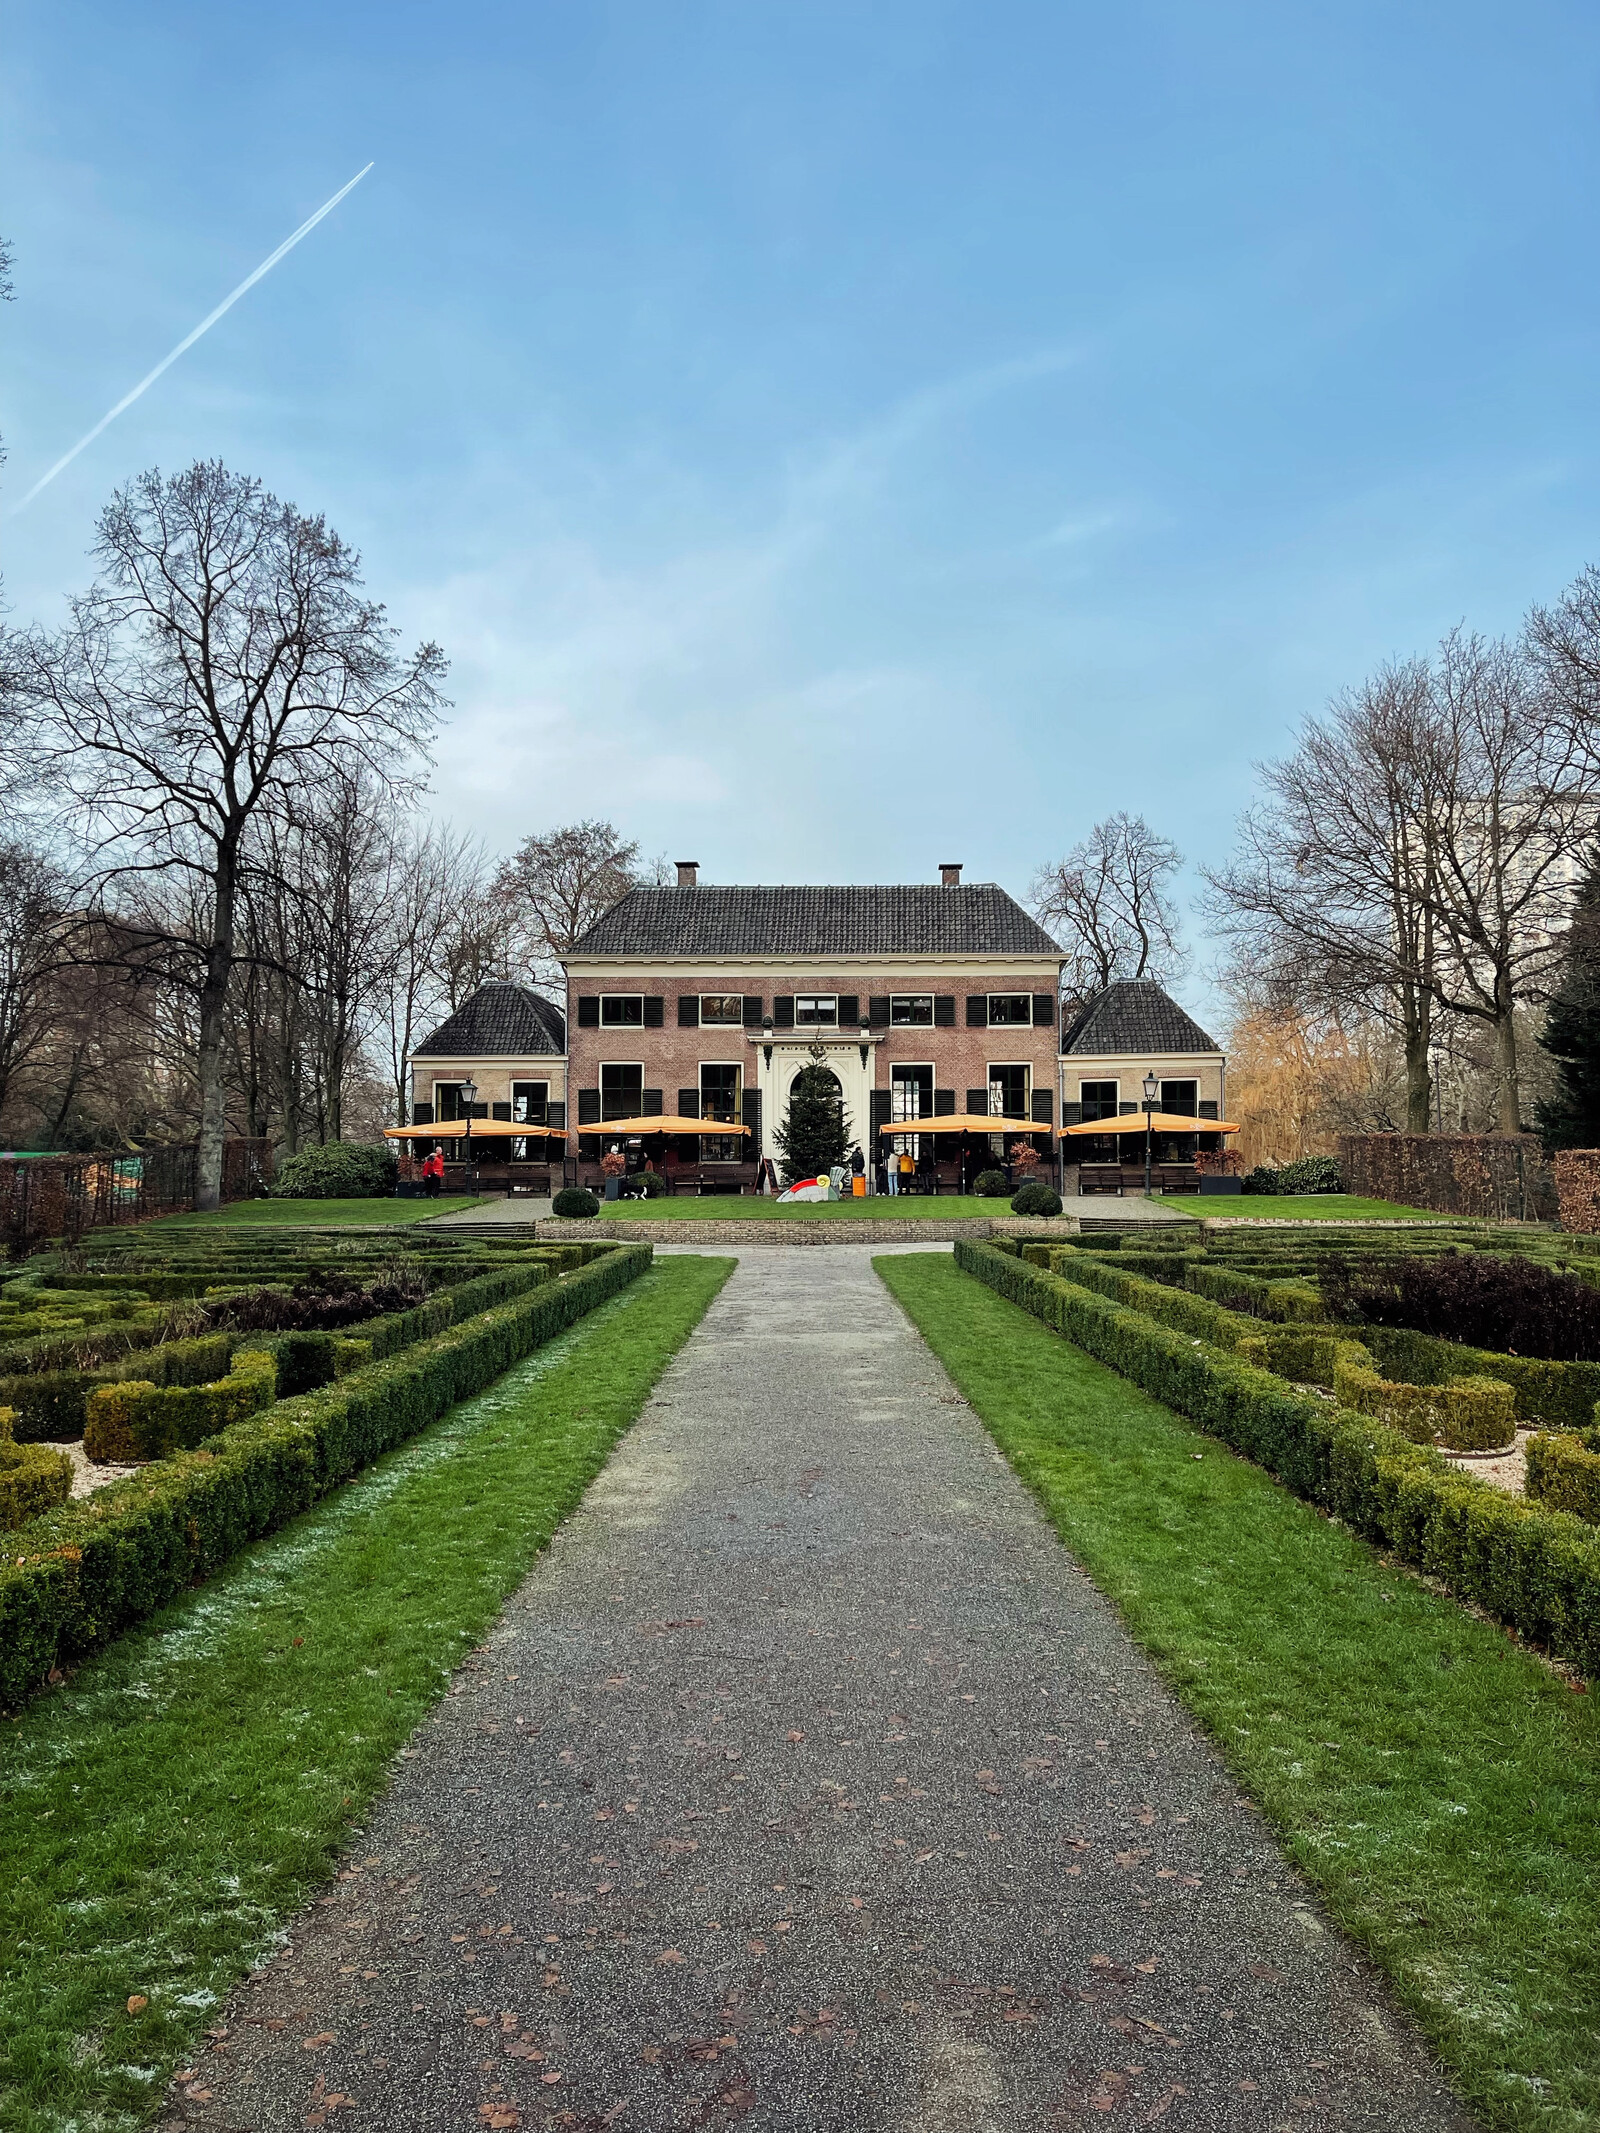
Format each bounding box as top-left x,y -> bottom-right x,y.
12,161 -> 374,513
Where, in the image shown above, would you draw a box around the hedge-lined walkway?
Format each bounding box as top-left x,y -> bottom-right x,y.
175,1246 -> 1469,2133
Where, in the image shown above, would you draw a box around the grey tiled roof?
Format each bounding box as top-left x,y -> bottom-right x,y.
569,884 -> 1061,959
413,982 -> 565,1059
1061,980 -> 1220,1057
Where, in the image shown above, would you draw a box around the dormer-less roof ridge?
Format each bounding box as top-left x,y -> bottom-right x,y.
1061,978 -> 1220,1057
414,980 -> 566,1059
569,883 -> 1061,960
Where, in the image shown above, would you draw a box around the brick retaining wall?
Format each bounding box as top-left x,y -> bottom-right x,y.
532,1215 -> 1089,1246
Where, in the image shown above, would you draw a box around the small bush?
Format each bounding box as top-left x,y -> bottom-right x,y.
1276,1155 -> 1342,1194
1011,1182 -> 1063,1217
1526,1432 -> 1600,1524
553,1186 -> 600,1219
269,1142 -> 397,1200
0,1407 -> 71,1530
973,1169 -> 1008,1197
200,1267 -> 431,1334
1323,1251 -> 1600,1362
1241,1166 -> 1282,1195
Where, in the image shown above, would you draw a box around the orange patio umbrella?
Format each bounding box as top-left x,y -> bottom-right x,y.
1063,1112 -> 1239,1135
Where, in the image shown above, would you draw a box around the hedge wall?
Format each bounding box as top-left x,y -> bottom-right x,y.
955,1240 -> 1600,1678
0,1243 -> 650,1709
1526,1433 -> 1600,1525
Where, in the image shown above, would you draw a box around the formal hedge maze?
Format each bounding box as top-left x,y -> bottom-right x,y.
0,1230 -> 650,1708
961,1228 -> 1600,1678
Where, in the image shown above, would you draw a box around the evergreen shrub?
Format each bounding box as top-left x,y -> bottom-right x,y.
0,1410 -> 71,1531
269,1142 -> 398,1199
553,1187 -> 600,1219
973,1170 -> 1008,1197
1324,1251 -> 1600,1361
1526,1432 -> 1600,1524
1010,1182 -> 1062,1216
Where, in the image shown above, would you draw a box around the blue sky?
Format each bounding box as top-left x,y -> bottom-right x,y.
6,3 -> 1600,1018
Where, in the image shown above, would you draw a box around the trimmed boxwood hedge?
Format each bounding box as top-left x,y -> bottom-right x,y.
1331,1343 -> 1517,1453
0,1243 -> 650,1709
0,1410 -> 71,1531
1526,1432 -> 1600,1525
956,1240 -> 1600,1679
82,1349 -> 278,1462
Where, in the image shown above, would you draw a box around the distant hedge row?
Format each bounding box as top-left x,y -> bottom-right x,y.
960,1240 -> 1600,1679
0,1242 -> 650,1710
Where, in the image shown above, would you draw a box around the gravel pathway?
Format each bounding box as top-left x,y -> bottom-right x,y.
169,1246 -> 1472,2133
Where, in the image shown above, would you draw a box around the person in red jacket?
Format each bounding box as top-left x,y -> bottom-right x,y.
421,1147 -> 445,1198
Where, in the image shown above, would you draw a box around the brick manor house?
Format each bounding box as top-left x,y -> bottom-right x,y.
406,862 -> 1227,1193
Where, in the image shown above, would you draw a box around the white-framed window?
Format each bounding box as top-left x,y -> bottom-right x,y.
986,994 -> 1032,1026
700,993 -> 744,1026
986,1063 -> 1031,1119
795,995 -> 838,1027
1078,1079 -> 1118,1122
700,1061 -> 742,1161
511,1080 -> 549,1125
600,994 -> 644,1027
1160,1079 -> 1199,1116
600,1061 -> 643,1121
890,994 -> 933,1026
890,1062 -> 933,1156
433,1081 -> 475,1122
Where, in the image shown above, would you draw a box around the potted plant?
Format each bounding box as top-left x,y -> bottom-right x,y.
600,1148 -> 627,1201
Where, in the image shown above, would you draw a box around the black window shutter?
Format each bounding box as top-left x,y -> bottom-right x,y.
1063,1101 -> 1083,1127
967,1087 -> 990,1114
870,1089 -> 892,1133
966,995 -> 988,1027
1032,992 -> 1057,1029
677,1089 -> 700,1118
470,1103 -> 489,1119
411,1100 -> 434,1125
934,1088 -> 956,1116
1119,1101 -> 1137,1115
868,995 -> 890,1029
492,1101 -> 512,1121
774,996 -> 795,1028
547,1101 -> 566,1130
1198,1099 -> 1219,1119
743,995 -> 763,1026
678,994 -> 700,1028
642,1089 -> 664,1116
1031,1089 -> 1054,1123
643,994 -> 664,1028
577,995 -> 600,1028
934,995 -> 956,1027
577,1089 -> 600,1125
837,994 -> 860,1028
742,1089 -> 761,1141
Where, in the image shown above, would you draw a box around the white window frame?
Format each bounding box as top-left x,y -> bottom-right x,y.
1078,1077 -> 1119,1121
889,994 -> 934,1027
699,993 -> 744,1027
986,1061 -> 1032,1124
889,1060 -> 933,1157
794,994 -> 838,1027
600,993 -> 645,1027
699,1059 -> 743,1162
599,1059 -> 644,1125
986,993 -> 1032,1027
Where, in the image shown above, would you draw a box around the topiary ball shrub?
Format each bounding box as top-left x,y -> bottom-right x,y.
973,1169 -> 1009,1197
1277,1155 -> 1342,1195
270,1141 -> 398,1199
552,1186 -> 601,1219
1011,1181 -> 1063,1217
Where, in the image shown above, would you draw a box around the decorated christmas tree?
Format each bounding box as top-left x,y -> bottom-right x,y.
773,1043 -> 852,1184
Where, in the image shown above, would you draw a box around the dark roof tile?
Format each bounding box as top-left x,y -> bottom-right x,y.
414,982 -> 565,1059
570,883 -> 1060,959
1061,979 -> 1220,1057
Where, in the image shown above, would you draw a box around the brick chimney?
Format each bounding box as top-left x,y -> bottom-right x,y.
939,861 -> 963,887
675,860 -> 700,888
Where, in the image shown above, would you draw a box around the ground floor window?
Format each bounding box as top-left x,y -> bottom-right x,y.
890,1062 -> 933,1156
700,1062 -> 742,1161
601,1062 -> 642,1122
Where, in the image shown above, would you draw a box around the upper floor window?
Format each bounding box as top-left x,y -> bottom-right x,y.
600,1062 -> 642,1120
1079,1080 -> 1118,1122
512,1080 -> 548,1125
600,994 -> 644,1026
1160,1079 -> 1198,1117
700,993 -> 744,1026
795,995 -> 838,1027
987,994 -> 1032,1026
890,995 -> 933,1026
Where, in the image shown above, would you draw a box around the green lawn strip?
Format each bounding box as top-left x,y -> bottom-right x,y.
127,1195 -> 486,1231
876,1251 -> 1599,2133
0,1254 -> 733,2133
1164,1194 -> 1453,1221
592,1193 -> 1018,1220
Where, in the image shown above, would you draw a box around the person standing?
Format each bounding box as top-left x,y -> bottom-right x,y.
422,1147 -> 444,1198
886,1141 -> 900,1195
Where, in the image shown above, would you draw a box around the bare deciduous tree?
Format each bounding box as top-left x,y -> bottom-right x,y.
1030,813 -> 1185,998
490,820 -> 657,991
1204,659 -> 1443,1130
18,462 -> 445,1205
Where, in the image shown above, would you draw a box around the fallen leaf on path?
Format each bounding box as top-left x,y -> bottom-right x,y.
657,1949 -> 687,1965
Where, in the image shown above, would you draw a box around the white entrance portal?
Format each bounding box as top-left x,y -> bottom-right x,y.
748,1031 -> 881,1174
